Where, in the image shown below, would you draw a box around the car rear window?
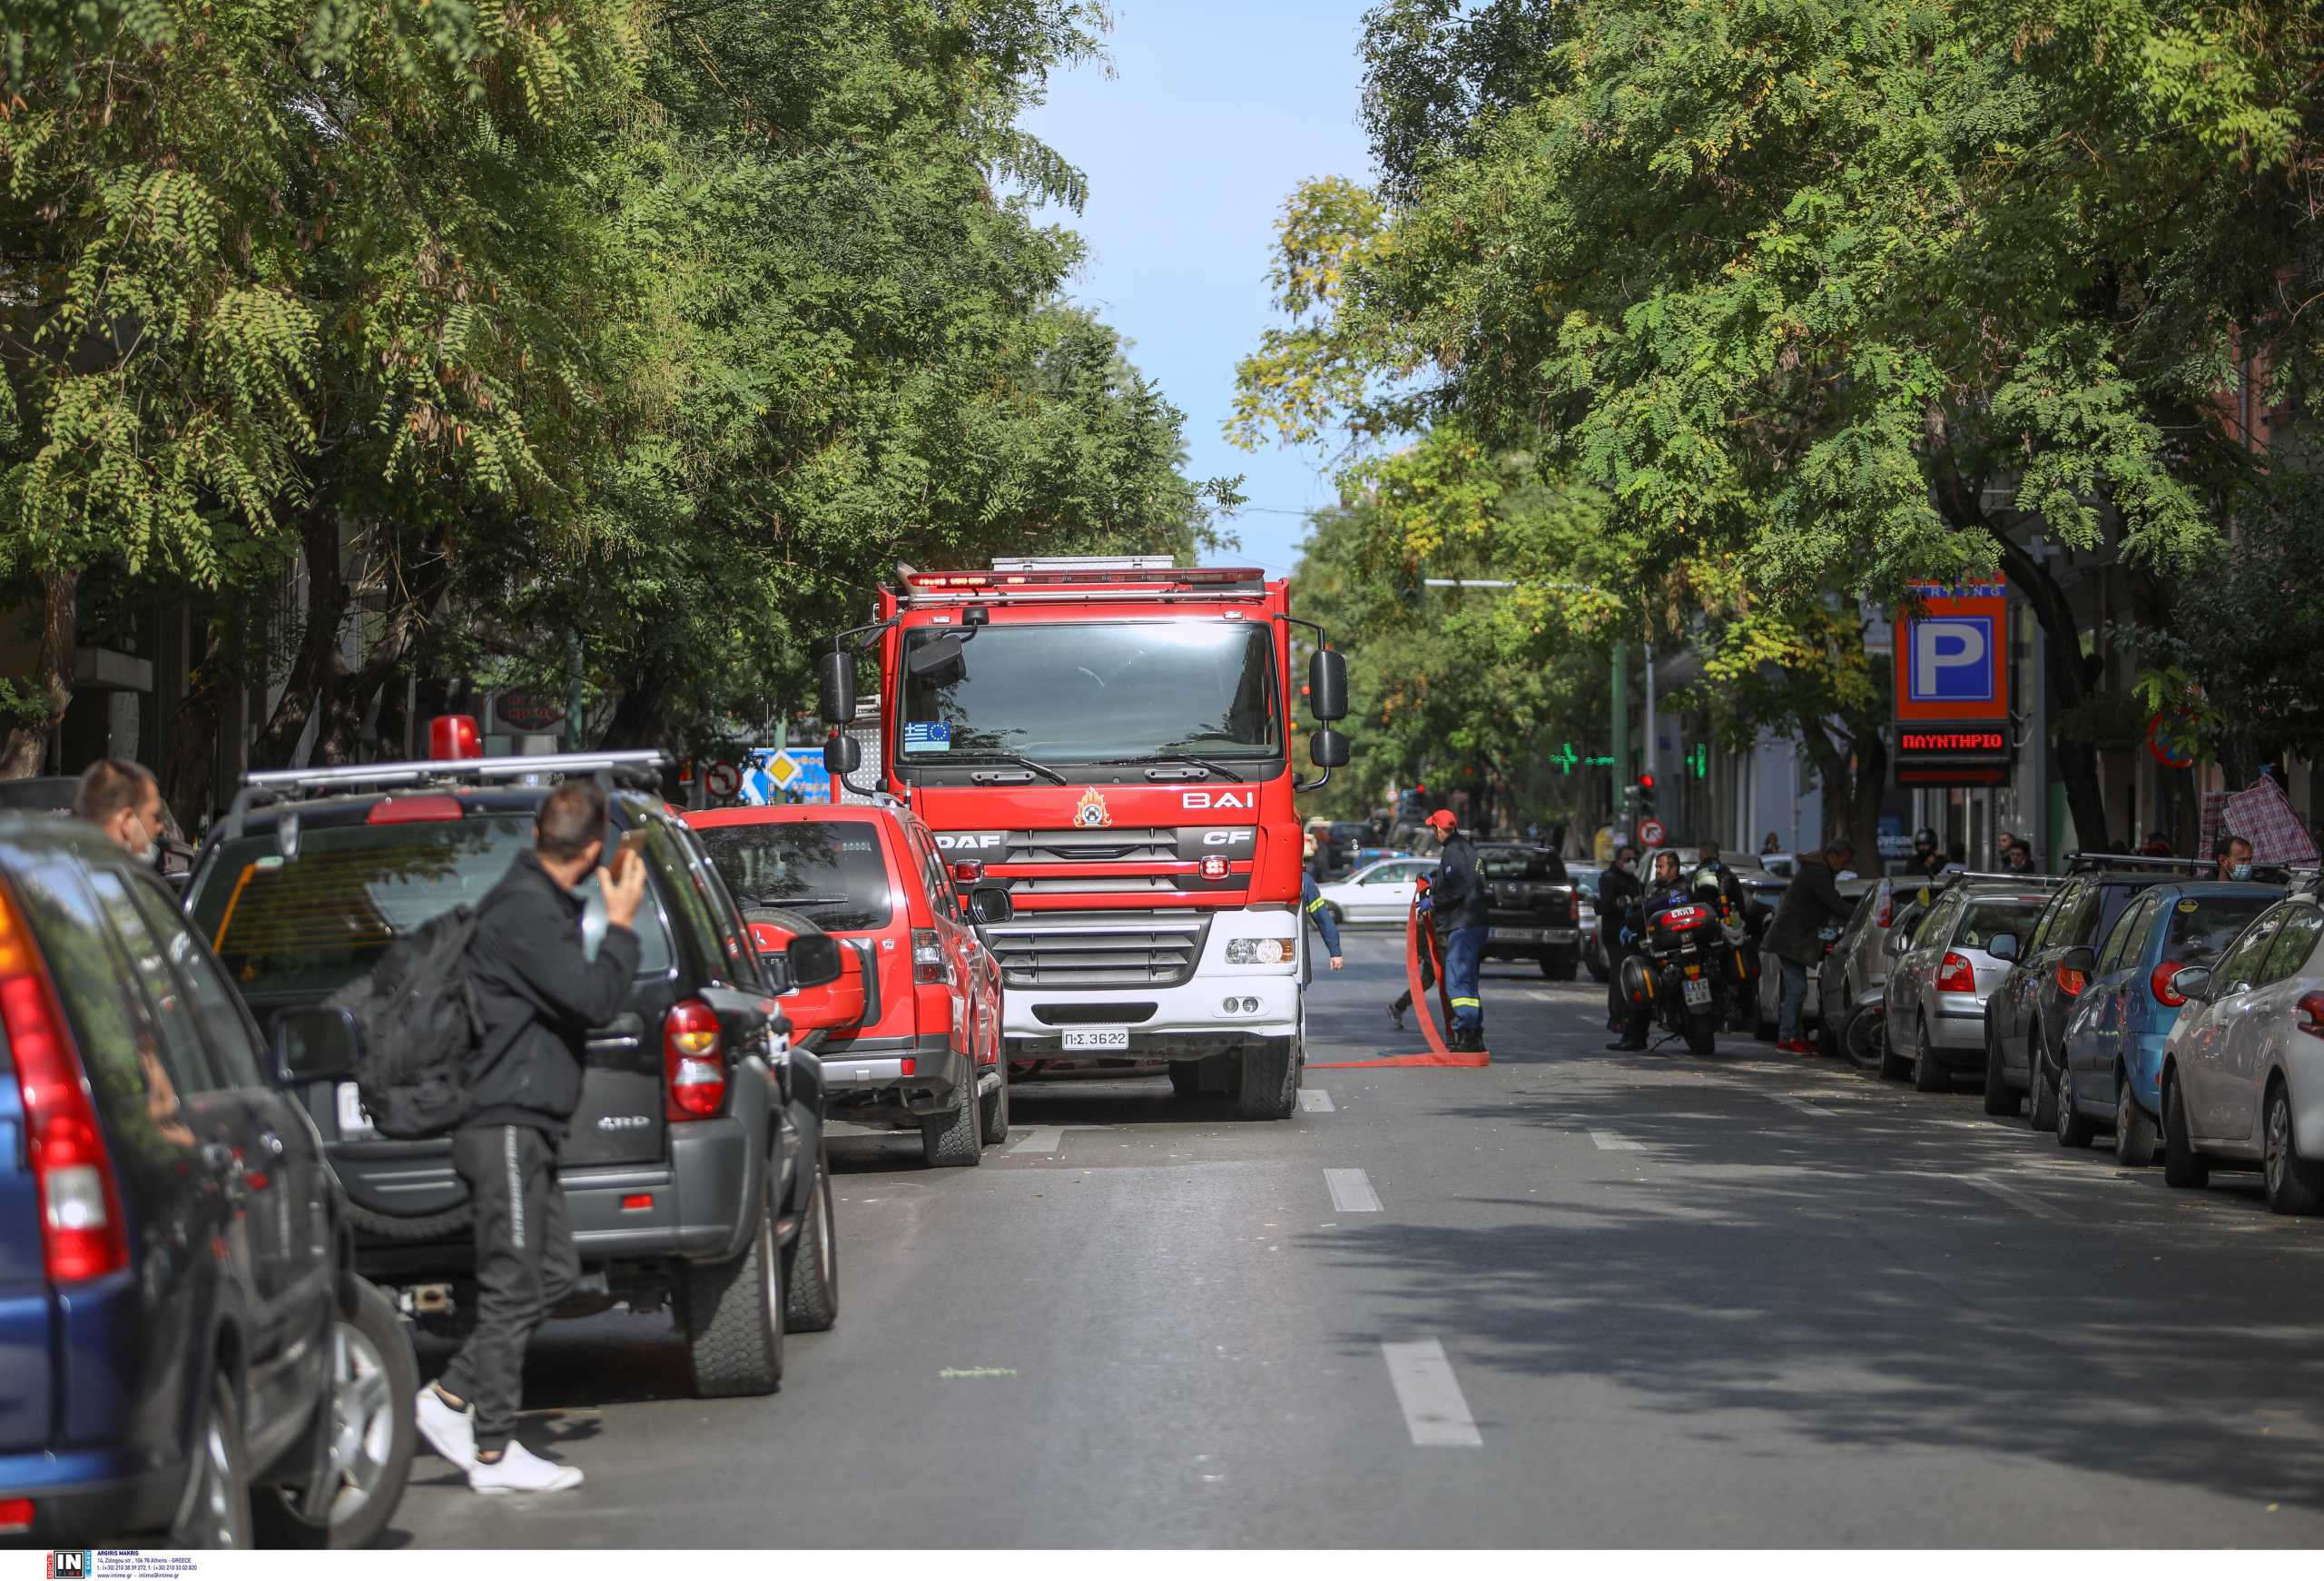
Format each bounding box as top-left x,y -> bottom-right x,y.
1956,898 -> 2047,952
187,815 -> 675,997
1476,847 -> 1568,881
2162,894 -> 2275,963
693,821 -> 894,934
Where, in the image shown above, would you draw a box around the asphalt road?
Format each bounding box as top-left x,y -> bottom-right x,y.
391,930 -> 2324,1546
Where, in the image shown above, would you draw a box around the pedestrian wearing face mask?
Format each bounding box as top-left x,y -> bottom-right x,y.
74,757 -> 168,862
1597,845 -> 1643,1033
2215,833 -> 2255,883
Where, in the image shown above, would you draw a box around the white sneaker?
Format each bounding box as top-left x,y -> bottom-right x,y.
414,1386 -> 477,1471
468,1441 -> 584,1495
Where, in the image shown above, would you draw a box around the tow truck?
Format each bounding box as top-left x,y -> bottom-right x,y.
815,557 -> 1350,1118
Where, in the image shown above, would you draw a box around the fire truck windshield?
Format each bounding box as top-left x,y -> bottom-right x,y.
898,620 -> 1280,766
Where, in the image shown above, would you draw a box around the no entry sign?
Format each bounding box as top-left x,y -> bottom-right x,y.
1639,818 -> 1667,847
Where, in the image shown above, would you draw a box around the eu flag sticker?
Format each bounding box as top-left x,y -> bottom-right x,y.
903,721 -> 951,752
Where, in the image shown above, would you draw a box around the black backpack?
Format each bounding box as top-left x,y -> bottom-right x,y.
328,906 -> 484,1140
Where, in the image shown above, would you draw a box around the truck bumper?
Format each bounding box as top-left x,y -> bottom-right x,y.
1003,937 -> 1300,1060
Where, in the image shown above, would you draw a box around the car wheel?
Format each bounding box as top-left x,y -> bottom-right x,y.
1541,952 -> 1579,982
1912,1020 -> 1950,1092
2161,1070 -> 2210,1189
921,1077 -> 984,1168
2027,1043 -> 2060,1133
1877,1013 -> 1913,1082
2115,1077 -> 2159,1168
1236,1035 -> 1301,1120
1585,950 -> 1610,983
2055,1064 -> 2096,1148
979,1064 -> 1010,1146
172,1372 -> 252,1549
2263,1081 -> 2324,1215
1982,1018 -> 2018,1116
783,1144 -> 840,1332
681,1177 -> 784,1397
255,1276 -> 416,1549
1841,1003 -> 1886,1072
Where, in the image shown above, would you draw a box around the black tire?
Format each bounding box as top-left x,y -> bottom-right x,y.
1841,1004 -> 1885,1072
681,1183 -> 784,1398
1983,1019 -> 2018,1116
1585,951 -> 1609,983
1912,1027 -> 1949,1093
1815,1001 -> 1842,1060
979,1068 -> 1009,1146
2055,1065 -> 2096,1148
256,1276 -> 416,1549
1683,1013 -> 1717,1059
2115,1078 -> 2159,1168
1878,1018 -> 1913,1082
2162,1070 -> 2209,1189
1166,1060 -> 1203,1099
921,1082 -> 983,1168
2263,1082 -> 2324,1215
1236,1037 -> 1301,1120
1541,953 -> 1580,982
2027,1043 -> 2060,1133
783,1145 -> 840,1332
343,1198 -> 471,1240
173,1370 -> 252,1548
1753,989 -> 1777,1042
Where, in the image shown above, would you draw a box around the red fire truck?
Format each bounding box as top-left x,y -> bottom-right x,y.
815,557 -> 1350,1118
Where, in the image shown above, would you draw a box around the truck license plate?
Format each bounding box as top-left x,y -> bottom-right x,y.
1062,1028 -> 1129,1052
1682,978 -> 1713,1009
335,1082 -> 376,1139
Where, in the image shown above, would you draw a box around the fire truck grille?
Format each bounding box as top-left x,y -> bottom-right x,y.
982,910 -> 1212,990
1004,826 -> 1177,864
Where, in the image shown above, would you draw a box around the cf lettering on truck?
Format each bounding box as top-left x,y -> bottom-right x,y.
814,557 -> 1352,1118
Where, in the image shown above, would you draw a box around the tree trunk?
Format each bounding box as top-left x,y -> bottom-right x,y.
1986,529 -> 2112,852
0,569 -> 79,778
600,671 -> 668,751
310,533 -> 456,766
251,506 -> 347,771
161,621 -> 229,827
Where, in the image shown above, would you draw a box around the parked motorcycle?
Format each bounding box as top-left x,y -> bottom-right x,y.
1620,896 -> 1725,1057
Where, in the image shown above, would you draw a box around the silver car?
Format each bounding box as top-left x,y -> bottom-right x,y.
1753,875 -> 1873,1040
1883,882 -> 2053,1092
2157,893 -> 2324,1214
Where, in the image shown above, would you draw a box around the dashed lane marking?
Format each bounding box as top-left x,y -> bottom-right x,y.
1325,1168 -> 1383,1212
1382,1339 -> 1483,1447
1768,1093 -> 1837,1118
1590,1129 -> 1646,1151
1299,1089 -> 1335,1113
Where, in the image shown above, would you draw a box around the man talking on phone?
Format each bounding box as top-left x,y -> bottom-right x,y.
415,777 -> 649,1495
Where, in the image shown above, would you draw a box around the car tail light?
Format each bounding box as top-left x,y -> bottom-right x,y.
0,1497 -> 30,1534
0,881 -> 127,1284
2298,992 -> 2324,1041
1936,952 -> 1976,993
1876,892 -> 1893,928
2151,961 -> 2188,1008
2055,962 -> 2087,998
662,1000 -> 726,1119
912,929 -> 953,985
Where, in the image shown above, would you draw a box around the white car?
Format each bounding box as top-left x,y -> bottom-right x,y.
1315,856 -> 1440,925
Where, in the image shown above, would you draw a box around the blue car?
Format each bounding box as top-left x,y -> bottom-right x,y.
2055,880 -> 2282,1164
0,815 -> 412,1547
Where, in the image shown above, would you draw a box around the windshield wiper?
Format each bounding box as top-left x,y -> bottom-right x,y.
950,752 -> 1069,786
1119,752 -> 1245,782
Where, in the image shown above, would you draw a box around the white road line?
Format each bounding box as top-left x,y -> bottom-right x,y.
1325,1168 -> 1383,1212
1299,1089 -> 1335,1113
1960,1174 -> 2070,1221
1768,1093 -> 1837,1118
1589,1129 -> 1645,1151
1006,1126 -> 1064,1155
1381,1339 -> 1483,1447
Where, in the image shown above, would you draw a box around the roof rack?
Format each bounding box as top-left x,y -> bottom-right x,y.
243,748 -> 671,795
1946,870 -> 2068,887
2063,852 -> 2211,874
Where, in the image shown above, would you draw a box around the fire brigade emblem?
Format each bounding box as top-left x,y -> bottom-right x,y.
1073,787 -> 1112,828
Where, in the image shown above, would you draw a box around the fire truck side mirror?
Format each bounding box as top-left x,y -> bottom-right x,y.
1309,726 -> 1350,769
823,730 -> 861,779
817,647 -> 855,726
1308,649 -> 1348,721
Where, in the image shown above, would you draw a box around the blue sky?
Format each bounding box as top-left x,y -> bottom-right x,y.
1019,1 -> 1378,578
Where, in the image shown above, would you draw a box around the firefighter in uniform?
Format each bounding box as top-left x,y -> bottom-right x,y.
1421,808 -> 1490,1052
1301,871 -> 1344,970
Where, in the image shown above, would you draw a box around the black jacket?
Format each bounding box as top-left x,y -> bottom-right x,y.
1429,834 -> 1490,931
1765,854 -> 1856,965
1597,865 -> 1641,940
465,849 -> 642,1135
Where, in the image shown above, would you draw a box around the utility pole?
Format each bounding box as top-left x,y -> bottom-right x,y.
1610,641 -> 1630,841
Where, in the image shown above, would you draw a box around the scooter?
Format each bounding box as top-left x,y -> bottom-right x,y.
1620,897 -> 1724,1058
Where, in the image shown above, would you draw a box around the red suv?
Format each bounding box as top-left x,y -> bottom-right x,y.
687,803 -> 1008,1166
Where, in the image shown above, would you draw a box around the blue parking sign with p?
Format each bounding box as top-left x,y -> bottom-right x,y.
1907,616 -> 1995,704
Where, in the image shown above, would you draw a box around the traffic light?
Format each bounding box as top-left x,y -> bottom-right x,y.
1636,772 -> 1658,820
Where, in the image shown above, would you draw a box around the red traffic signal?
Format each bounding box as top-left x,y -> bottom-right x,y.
1638,773 -> 1656,789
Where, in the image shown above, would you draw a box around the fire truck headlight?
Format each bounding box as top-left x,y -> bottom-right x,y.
1226,936 -> 1292,966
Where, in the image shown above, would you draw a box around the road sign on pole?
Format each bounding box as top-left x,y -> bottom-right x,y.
1639,818 -> 1667,848
704,760 -> 742,800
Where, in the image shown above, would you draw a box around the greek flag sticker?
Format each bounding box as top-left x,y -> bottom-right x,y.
904,721 -> 951,753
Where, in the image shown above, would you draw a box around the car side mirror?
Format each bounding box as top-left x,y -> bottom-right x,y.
270,1005 -> 359,1086
785,934 -> 843,989
2058,944 -> 2095,975
968,884 -> 1014,925
823,730 -> 861,779
1988,932 -> 2019,963
1885,928 -> 1911,957
2171,964 -> 2212,1002
1308,648 -> 1348,721
817,645 -> 855,726
1309,726 -> 1350,768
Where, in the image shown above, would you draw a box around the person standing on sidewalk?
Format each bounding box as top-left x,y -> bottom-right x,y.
1763,839 -> 1856,1055
414,778 -> 647,1495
